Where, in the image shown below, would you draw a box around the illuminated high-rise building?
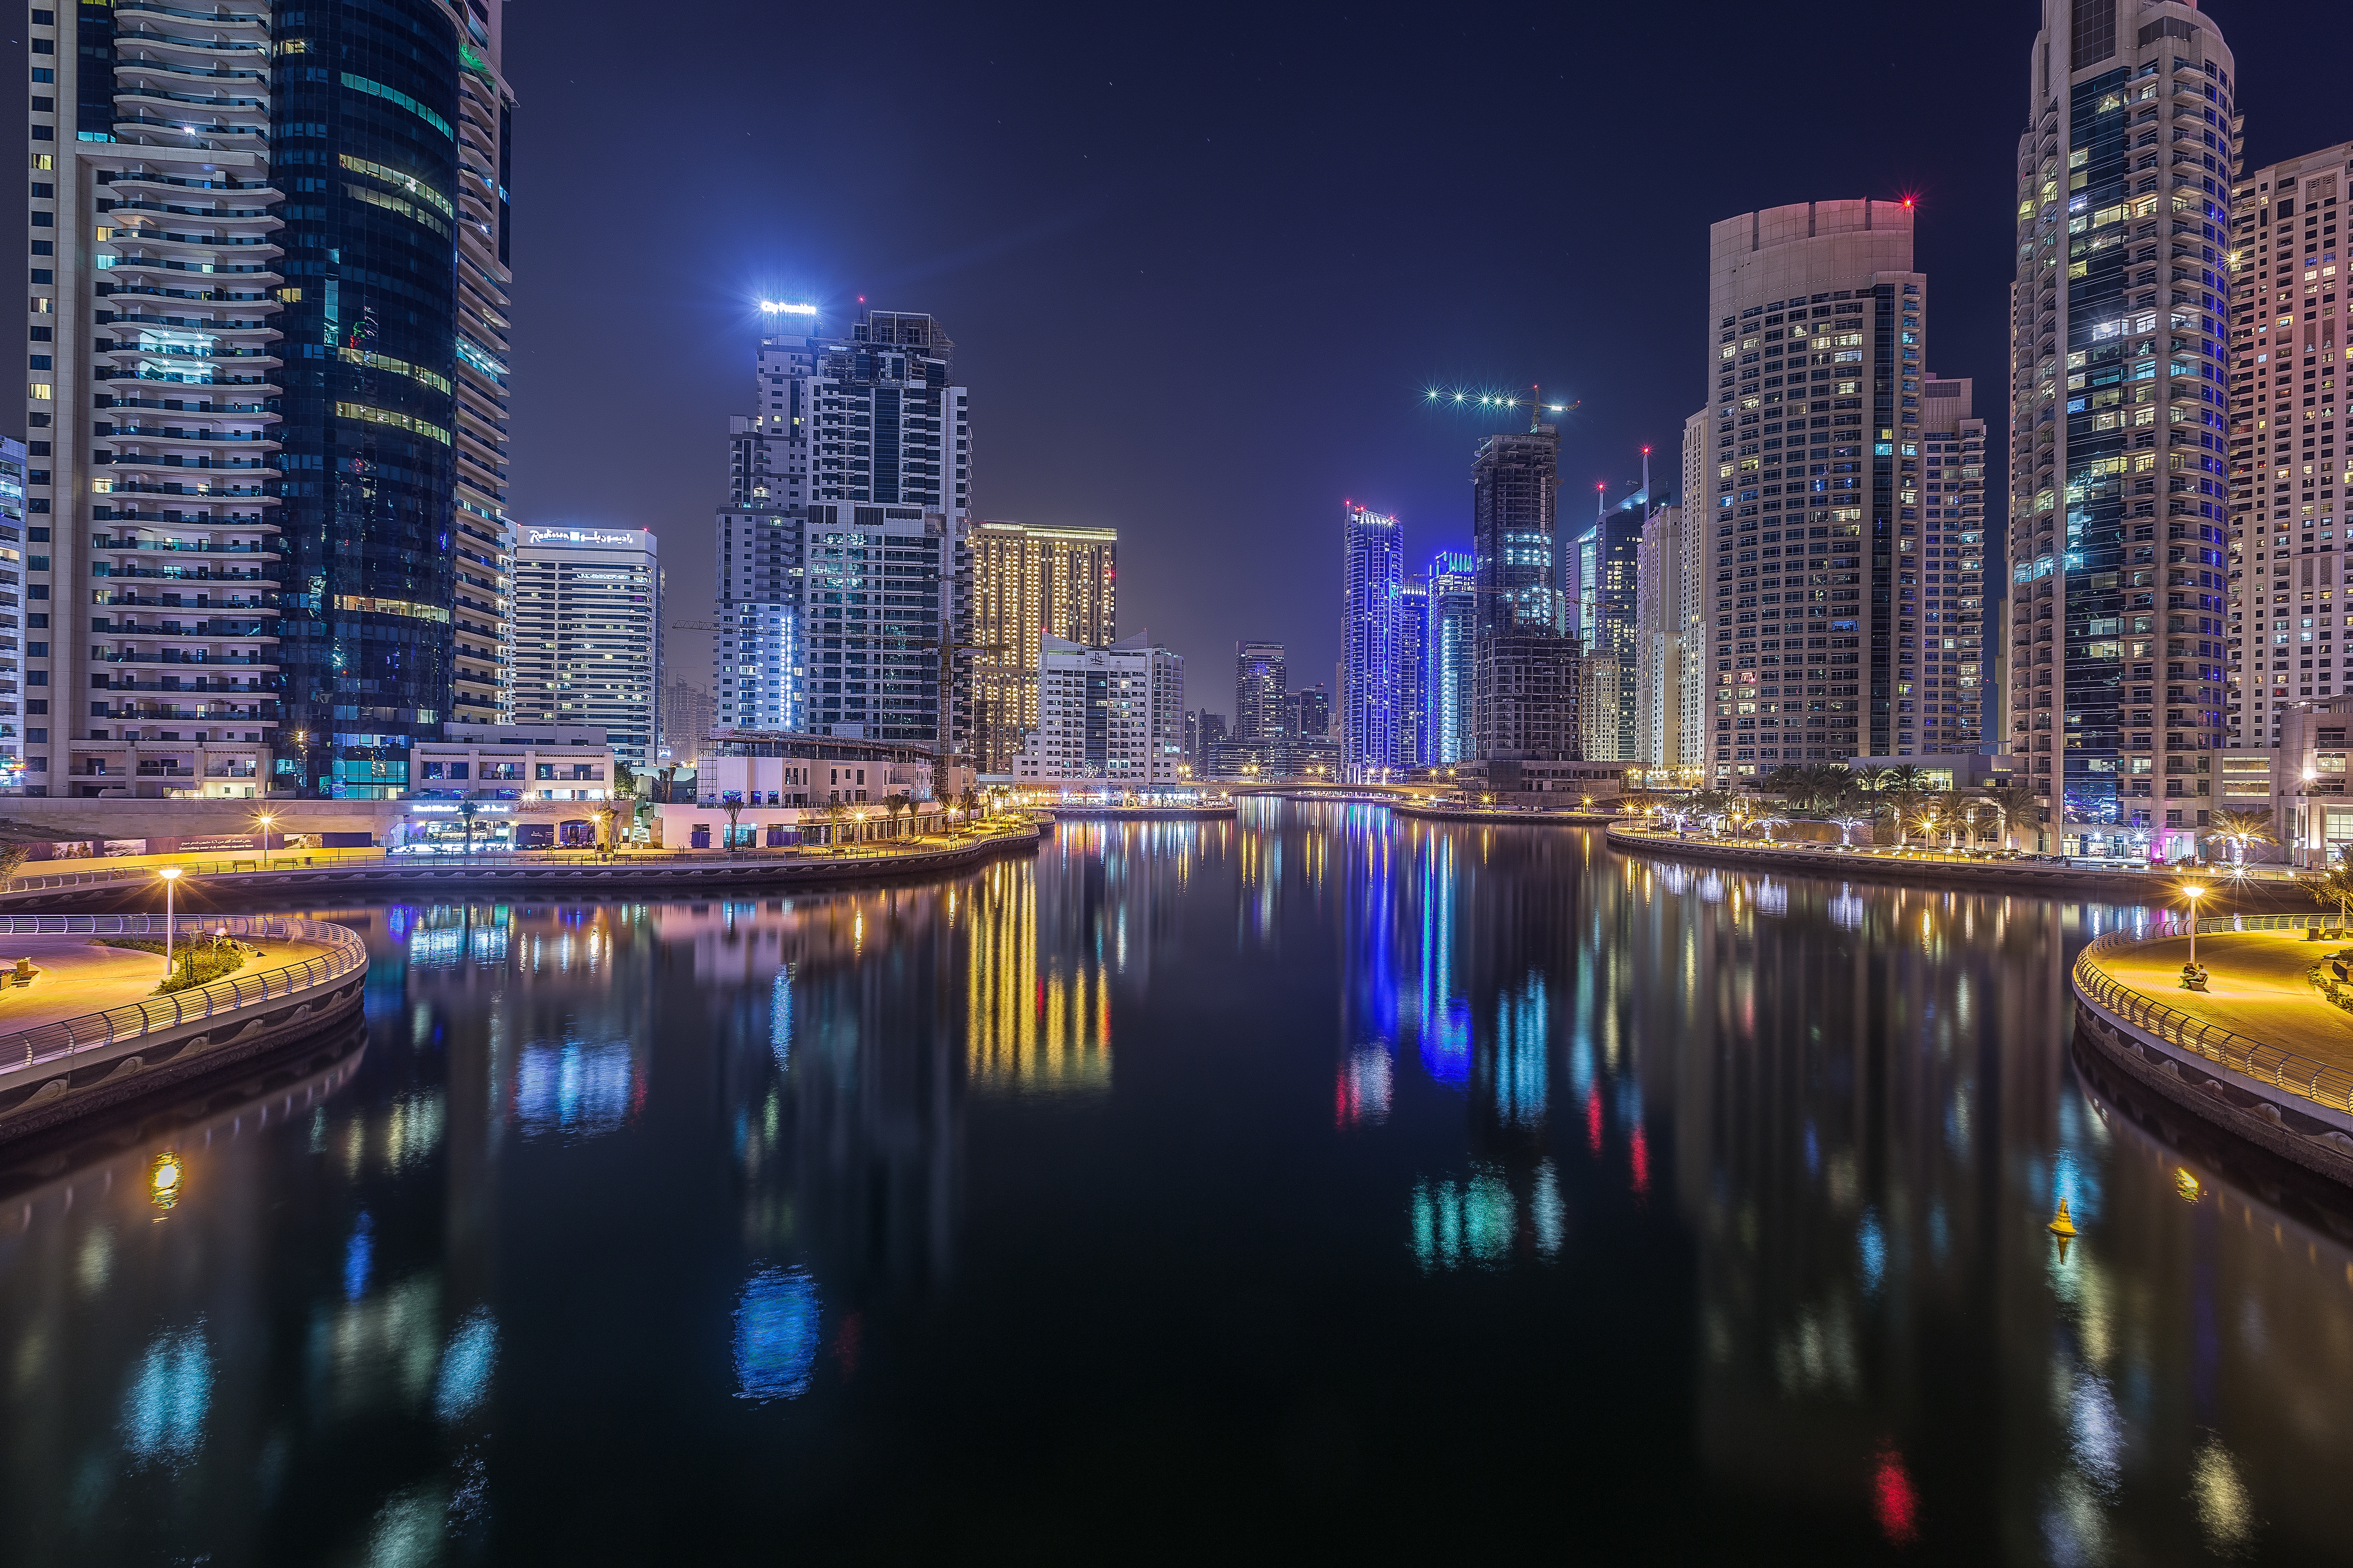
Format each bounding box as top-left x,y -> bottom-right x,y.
713,308 -> 972,749
2008,0 -> 2235,853
1635,502 -> 1688,768
2226,142 -> 2349,750
1705,199 -> 1926,780
970,520 -> 1116,772
1571,480 -> 1644,762
1471,425 -> 1578,759
1425,551 -> 1476,765
1235,641 -> 1286,742
25,0 -> 517,797
1919,376 -> 1991,755
1341,504 -> 1404,779
513,526 -> 659,771
1397,575 -> 1429,770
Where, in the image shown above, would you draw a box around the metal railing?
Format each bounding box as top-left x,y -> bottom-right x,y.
2072,925 -> 2353,1115
2,849 -> 378,895
0,913 -> 366,1076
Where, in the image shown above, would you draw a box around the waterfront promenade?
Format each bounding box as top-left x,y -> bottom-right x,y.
2071,917 -> 2353,1186
0,819 -> 1046,908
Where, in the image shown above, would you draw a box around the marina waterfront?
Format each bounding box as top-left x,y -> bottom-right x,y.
0,800 -> 2346,1562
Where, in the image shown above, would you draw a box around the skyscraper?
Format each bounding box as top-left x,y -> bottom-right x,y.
1635,502 -> 1687,768
1397,576 -> 1429,770
1918,377 -> 1991,755
1340,505 -> 1404,780
2227,142 -> 2348,751
512,526 -> 659,772
971,520 -> 1116,772
2010,0 -> 2235,852
1571,481 -> 1644,762
660,675 -> 714,766
0,437 -> 21,784
1425,551 -> 1476,765
713,309 -> 972,750
1472,425 -> 1578,760
27,0 -> 516,797
1235,641 -> 1286,742
1677,411 -> 1710,765
1706,199 -> 1926,780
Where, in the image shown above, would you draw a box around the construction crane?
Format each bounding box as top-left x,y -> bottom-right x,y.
1423,382 -> 1580,431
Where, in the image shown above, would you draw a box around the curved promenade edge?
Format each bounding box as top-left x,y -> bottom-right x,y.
2069,918 -> 2353,1186
0,913 -> 369,1144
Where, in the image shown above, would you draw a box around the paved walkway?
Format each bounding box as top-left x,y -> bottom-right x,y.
0,935 -> 336,1034
2096,931 -> 2353,1074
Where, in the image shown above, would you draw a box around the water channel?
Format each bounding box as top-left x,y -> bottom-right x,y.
1,800 -> 2348,1564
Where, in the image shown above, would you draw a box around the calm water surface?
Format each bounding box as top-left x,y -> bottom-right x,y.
2,801 -> 2349,1564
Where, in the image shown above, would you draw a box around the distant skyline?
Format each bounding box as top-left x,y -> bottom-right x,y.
11,2 -> 2349,720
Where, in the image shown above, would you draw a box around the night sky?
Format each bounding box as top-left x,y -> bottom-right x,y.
16,4 -> 2353,720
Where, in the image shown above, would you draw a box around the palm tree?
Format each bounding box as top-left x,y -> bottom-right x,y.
2306,860 -> 2353,922
1980,784 -> 2041,853
2208,806 -> 2276,869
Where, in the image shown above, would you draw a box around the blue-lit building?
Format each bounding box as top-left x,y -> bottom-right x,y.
1425,551 -> 1476,765
1341,505 -> 1404,780
1398,576 -> 1429,770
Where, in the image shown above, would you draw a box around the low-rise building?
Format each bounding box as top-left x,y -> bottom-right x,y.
651,732 -> 971,849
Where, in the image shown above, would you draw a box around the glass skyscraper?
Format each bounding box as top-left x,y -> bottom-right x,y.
1425,552 -> 1475,765
2010,0 -> 2236,853
24,0 -> 514,798
1340,504 -> 1403,780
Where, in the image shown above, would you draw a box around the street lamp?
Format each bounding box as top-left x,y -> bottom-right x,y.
158,866 -> 183,976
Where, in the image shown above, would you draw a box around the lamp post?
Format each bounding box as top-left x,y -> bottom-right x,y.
158,866 -> 182,977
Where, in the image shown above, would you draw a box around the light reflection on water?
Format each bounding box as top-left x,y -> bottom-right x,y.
0,809 -> 2346,1558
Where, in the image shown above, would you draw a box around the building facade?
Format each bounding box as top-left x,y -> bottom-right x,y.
1918,376 -> 1991,756
1235,641 -> 1286,742
1011,633 -> 1184,792
512,526 -> 658,773
1635,501 -> 1687,768
0,438 -> 21,783
712,309 -> 973,750
1471,426 -> 1578,759
1707,199 -> 1927,780
1425,550 -> 1476,765
1571,489 -> 1643,761
27,0 -> 517,799
2227,142 -> 2350,756
2009,0 -> 2236,854
1340,505 -> 1403,780
970,519 -> 1116,772
1397,575 -> 1429,770
659,676 -> 712,765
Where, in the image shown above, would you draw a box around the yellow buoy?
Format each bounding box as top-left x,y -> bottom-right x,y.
2048,1199 -> 2078,1237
